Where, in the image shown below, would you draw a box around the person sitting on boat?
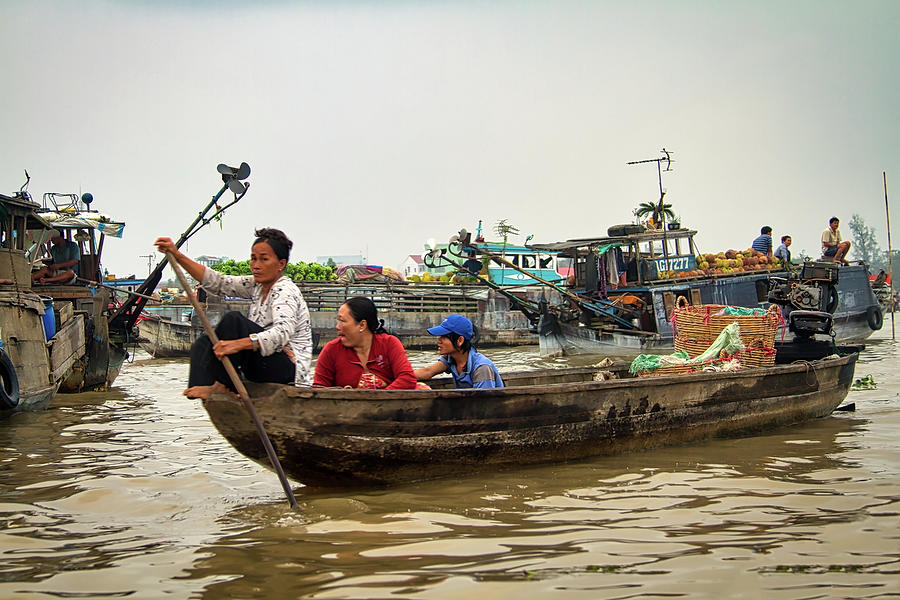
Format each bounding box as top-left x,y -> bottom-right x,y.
31,229 -> 80,284
822,216 -> 851,264
414,314 -> 504,389
313,296 -> 417,389
154,228 -> 313,399
461,251 -> 484,277
751,226 -> 773,258
774,235 -> 792,265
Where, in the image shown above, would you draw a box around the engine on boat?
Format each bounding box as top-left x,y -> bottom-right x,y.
767,261 -> 840,314
768,261 -> 841,340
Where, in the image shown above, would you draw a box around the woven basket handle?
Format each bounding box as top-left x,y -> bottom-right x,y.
746,337 -> 765,351
675,296 -> 690,309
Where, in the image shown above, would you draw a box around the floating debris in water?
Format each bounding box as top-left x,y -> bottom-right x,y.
851,374 -> 877,390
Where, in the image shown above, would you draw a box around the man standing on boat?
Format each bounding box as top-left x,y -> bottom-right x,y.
822,217 -> 851,264
31,229 -> 79,284
751,226 -> 774,258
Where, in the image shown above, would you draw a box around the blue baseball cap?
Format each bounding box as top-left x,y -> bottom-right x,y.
427,314 -> 474,340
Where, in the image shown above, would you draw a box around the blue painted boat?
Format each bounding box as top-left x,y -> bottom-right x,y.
531,228 -> 883,357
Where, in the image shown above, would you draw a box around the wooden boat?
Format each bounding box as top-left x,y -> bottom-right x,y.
203,349 -> 858,487
531,229 -> 883,357
135,296 -> 248,357
0,194 -> 88,414
136,314 -> 197,358
1,185 -> 130,392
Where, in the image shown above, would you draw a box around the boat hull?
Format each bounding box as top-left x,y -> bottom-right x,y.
137,316 -> 198,358
203,353 -> 857,486
1,288 -> 59,416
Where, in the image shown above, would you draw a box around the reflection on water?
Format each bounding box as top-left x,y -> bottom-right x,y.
1,329 -> 898,599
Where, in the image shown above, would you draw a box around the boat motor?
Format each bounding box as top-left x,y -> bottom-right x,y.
767,261 -> 840,314
767,261 -> 841,340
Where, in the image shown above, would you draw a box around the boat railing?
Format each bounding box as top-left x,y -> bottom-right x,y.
296,281 -> 484,313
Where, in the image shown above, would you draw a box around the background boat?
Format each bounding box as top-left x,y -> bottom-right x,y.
531,228 -> 883,356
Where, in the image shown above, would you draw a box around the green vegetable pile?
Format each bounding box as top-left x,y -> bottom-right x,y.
211,259 -> 336,281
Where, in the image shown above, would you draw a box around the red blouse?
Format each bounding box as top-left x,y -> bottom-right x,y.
313,333 -> 417,389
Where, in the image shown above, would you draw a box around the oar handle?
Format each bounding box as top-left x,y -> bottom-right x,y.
166,252 -> 298,509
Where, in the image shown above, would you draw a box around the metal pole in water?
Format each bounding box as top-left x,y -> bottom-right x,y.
884,171 -> 895,341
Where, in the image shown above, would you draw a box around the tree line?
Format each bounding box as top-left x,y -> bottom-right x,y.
848,214 -> 897,273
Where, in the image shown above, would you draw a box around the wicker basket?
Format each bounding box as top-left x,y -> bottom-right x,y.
739,338 -> 777,368
672,298 -> 782,359
637,363 -> 698,378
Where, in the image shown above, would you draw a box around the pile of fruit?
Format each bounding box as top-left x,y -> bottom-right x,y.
657,249 -> 785,279
696,249 -> 785,275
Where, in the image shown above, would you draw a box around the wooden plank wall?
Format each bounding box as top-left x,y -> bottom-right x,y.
297,283 -> 482,313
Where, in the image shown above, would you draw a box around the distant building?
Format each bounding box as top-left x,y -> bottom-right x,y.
399,247 -> 454,277
399,254 -> 426,278
195,255 -> 227,267
315,254 -> 364,266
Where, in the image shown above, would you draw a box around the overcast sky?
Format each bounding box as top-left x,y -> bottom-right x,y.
2,1 -> 898,278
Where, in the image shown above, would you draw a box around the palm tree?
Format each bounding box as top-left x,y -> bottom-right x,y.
635,199 -> 674,228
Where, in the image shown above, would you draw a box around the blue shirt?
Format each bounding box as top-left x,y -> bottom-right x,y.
438,350 -> 504,389
774,243 -> 791,264
51,240 -> 80,275
751,234 -> 772,254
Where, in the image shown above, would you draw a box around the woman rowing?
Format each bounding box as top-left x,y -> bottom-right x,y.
154,228 -> 313,399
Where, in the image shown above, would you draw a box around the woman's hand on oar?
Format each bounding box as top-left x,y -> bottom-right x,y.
212,338 -> 249,359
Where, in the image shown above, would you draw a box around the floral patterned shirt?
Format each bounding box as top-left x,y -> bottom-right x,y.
201,268 -> 312,386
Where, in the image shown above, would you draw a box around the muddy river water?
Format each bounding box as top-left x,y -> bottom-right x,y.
1,327 -> 898,599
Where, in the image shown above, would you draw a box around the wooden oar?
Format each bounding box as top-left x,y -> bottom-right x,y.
166,253 -> 298,509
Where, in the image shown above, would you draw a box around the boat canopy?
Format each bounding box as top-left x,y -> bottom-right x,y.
530,229 -> 698,253
38,211 -> 125,238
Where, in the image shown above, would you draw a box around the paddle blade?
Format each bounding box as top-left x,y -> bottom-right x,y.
235,162 -> 251,180
228,179 -> 247,195
217,163 -> 235,175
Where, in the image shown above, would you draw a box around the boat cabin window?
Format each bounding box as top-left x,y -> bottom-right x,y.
1,216 -> 27,251
521,255 -> 537,269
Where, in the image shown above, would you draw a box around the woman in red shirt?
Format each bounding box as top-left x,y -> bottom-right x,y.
313,297 -> 417,389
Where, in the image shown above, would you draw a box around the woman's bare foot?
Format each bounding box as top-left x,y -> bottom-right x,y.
183,381 -> 230,400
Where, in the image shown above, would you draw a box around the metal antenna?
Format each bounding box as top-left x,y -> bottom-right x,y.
627,148 -> 675,267
138,254 -> 156,276
627,148 -> 673,205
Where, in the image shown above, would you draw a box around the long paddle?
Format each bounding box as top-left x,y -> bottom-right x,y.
166,252 -> 298,509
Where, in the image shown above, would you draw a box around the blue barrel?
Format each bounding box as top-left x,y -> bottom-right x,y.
41,297 -> 56,341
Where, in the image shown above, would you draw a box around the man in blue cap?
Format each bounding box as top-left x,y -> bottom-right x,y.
414,314 -> 504,388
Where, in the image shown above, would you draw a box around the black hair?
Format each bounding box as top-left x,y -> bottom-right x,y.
253,228 -> 292,262
829,217 -> 840,225
443,324 -> 479,352
344,296 -> 386,334
781,235 -> 791,243
445,334 -> 473,353
761,226 -> 772,235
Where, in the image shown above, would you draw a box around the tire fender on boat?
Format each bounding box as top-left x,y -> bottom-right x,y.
866,306 -> 883,330
0,349 -> 20,410
826,286 -> 839,314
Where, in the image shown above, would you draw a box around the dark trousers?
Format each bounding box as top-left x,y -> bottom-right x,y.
188,311 -> 296,389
